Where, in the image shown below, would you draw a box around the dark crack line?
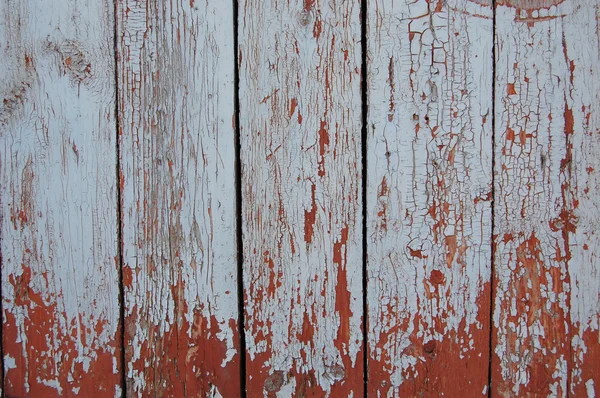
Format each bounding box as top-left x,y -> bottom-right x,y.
112,1 -> 127,396
0,193 -> 4,397
360,0 -> 369,396
488,0 -> 497,396
233,0 -> 247,396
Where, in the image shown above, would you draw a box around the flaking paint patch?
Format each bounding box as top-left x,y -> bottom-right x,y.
493,0 -> 600,395
367,0 -> 494,395
117,0 -> 240,395
1,0 -> 121,395
239,0 -> 364,395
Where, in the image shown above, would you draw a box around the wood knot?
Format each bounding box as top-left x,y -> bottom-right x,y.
502,0 -> 564,9
468,0 -> 564,8
497,0 -> 566,23
423,340 -> 437,355
45,39 -> 96,86
265,370 -> 285,392
325,364 -> 345,382
298,10 -> 313,26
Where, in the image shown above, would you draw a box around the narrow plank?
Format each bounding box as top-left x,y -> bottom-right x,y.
366,0 -> 494,395
116,0 -> 240,396
238,0 -> 364,395
0,0 -> 121,396
492,0 -> 600,396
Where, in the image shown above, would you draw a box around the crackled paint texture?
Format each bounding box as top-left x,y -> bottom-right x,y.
493,0 -> 600,396
367,0 -> 494,396
3,0 -> 600,396
238,0 -> 364,395
117,0 -> 240,396
0,0 -> 121,396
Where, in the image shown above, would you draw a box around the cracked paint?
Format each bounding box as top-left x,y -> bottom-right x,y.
239,0 -> 364,395
117,0 -> 240,395
367,0 -> 494,395
0,0 -> 121,396
493,0 -> 600,395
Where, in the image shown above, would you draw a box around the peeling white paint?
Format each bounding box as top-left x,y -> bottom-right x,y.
3,355 -> 16,371
367,0 -> 493,394
117,0 -> 239,394
0,0 -> 120,394
239,0 -> 364,394
209,384 -> 223,398
493,0 -> 600,395
587,379 -> 596,398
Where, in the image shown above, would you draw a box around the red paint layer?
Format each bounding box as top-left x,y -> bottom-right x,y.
492,233 -> 570,397
369,282 -> 492,396
125,299 -> 240,397
3,265 -> 121,397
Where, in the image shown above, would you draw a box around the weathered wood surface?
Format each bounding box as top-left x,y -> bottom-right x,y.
492,0 -> 600,396
0,0 -> 121,396
117,0 -> 240,396
2,0 -> 600,396
366,0 -> 494,396
238,0 -> 364,395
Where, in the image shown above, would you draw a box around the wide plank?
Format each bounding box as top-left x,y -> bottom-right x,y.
492,0 -> 600,396
238,0 -> 364,395
0,0 -> 121,396
366,0 -> 494,395
117,0 -> 240,396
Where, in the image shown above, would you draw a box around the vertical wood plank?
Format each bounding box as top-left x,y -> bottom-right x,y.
492,0 -> 600,396
0,0 -> 121,396
117,1 -> 240,396
366,0 -> 494,395
238,0 -> 364,395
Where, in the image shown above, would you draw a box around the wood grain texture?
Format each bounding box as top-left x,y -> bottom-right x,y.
238,0 -> 364,395
117,0 -> 240,396
366,0 -> 494,395
0,0 -> 121,396
492,0 -> 600,396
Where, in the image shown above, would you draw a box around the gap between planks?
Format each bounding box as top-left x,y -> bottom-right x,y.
488,0 -> 497,396
360,0 -> 369,397
112,0 -> 126,396
0,193 -> 4,397
233,0 -> 248,395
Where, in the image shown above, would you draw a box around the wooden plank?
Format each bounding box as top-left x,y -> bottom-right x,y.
0,0 -> 121,396
366,0 -> 494,395
116,1 -> 240,396
238,0 -> 364,395
492,0 -> 600,396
